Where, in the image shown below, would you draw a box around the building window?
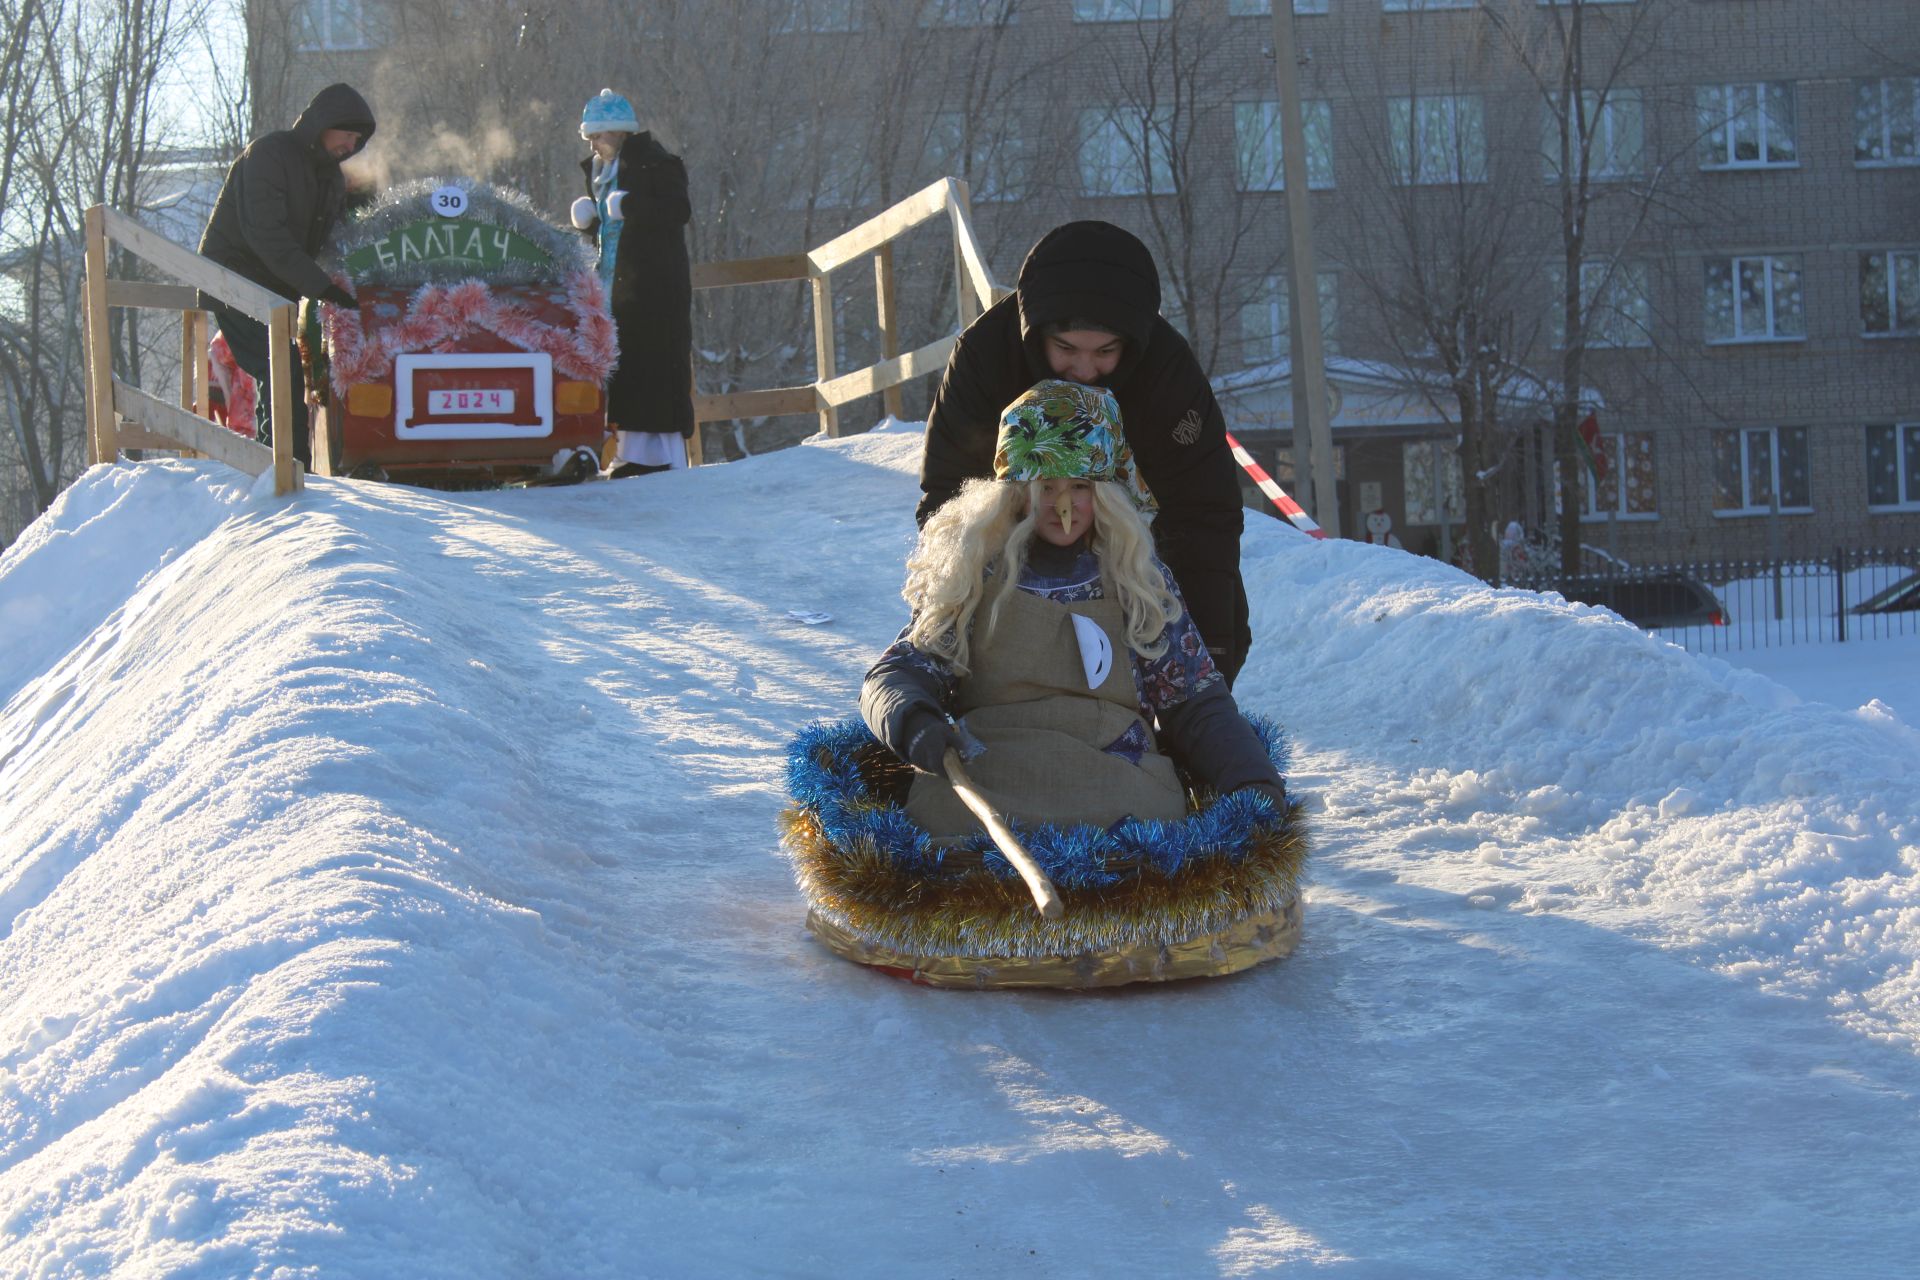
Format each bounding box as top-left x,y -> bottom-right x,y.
1234,100 -> 1334,190
1383,0 -> 1475,10
294,0 -> 386,51
1704,255 -> 1803,343
1711,427 -> 1810,514
1854,78 -> 1920,166
1073,0 -> 1169,20
928,113 -> 1030,202
775,0 -> 859,32
919,0 -> 1019,23
1388,95 -> 1486,184
1696,83 -> 1797,169
1403,441 -> 1465,524
1078,107 -> 1177,196
1866,423 -> 1920,509
1240,272 -> 1339,364
1542,89 -> 1643,180
1547,260 -> 1652,348
1580,431 -> 1658,520
1227,1 -> 1332,13
1861,250 -> 1920,336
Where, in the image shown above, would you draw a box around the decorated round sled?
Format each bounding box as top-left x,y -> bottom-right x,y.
306,178 -> 617,486
779,719 -> 1308,990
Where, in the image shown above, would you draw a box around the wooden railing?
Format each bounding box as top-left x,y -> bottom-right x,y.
690,176 -> 1007,443
82,205 -> 301,495
80,175 -> 1004,491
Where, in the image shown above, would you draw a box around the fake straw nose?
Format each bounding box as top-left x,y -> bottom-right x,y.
1055,493 -> 1075,534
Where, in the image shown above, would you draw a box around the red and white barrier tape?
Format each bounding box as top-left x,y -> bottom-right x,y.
1226,431 -> 1326,539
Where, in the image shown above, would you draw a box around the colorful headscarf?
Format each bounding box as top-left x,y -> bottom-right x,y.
992,379 -> 1156,511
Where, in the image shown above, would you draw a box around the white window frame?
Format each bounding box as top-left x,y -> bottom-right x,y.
294,0 -> 385,51
1865,423 -> 1920,511
1578,430 -> 1659,522
1078,107 -> 1178,196
1704,255 -> 1804,344
1696,82 -> 1798,170
1240,271 -> 1340,364
1543,89 -> 1644,181
1388,95 -> 1487,184
928,113 -> 1029,202
775,0 -> 860,33
1234,100 -> 1335,191
1854,78 -> 1920,167
1861,249 -> 1920,337
1712,426 -> 1812,516
1072,0 -> 1169,20
1383,0 -> 1475,11
1547,260 -> 1652,349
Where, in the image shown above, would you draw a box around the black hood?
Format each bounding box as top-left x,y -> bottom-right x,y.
292,83 -> 376,159
1015,220 -> 1161,369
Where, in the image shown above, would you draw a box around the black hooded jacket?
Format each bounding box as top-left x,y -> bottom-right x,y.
198,83 -> 375,307
918,221 -> 1252,682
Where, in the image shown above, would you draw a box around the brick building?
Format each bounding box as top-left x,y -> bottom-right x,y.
259,0 -> 1918,560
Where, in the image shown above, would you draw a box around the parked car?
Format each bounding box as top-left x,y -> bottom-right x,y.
1849,572 -> 1920,615
1550,572 -> 1730,630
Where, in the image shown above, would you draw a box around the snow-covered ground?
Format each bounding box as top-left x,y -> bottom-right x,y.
2,424 -> 1917,1277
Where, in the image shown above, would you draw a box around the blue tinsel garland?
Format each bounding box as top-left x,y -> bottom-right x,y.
783,717 -> 1294,891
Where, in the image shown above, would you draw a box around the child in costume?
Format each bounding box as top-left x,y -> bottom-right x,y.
862,379 -> 1285,839
569,88 -> 695,478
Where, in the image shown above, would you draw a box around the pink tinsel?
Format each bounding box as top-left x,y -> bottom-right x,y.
207,330 -> 257,436
323,271 -> 621,400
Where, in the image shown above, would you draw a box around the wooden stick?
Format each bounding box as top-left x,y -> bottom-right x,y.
943,749 -> 1063,920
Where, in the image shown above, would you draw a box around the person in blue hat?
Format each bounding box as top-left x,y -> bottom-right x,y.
569,89 -> 695,478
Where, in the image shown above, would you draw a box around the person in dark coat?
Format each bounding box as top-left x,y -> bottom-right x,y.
570,89 -> 695,478
918,221 -> 1252,684
198,82 -> 375,469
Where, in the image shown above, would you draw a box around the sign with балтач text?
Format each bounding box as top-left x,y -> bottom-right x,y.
344,219 -> 552,276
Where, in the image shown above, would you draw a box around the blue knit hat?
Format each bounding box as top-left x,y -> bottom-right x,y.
580,89 -> 640,139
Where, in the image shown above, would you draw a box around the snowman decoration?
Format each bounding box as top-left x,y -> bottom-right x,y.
1365,509 -> 1402,549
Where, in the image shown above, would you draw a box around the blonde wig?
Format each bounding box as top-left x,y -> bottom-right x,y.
904,477 -> 1180,675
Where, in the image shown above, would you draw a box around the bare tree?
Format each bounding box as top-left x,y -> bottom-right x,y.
1484,0 -> 1685,575
1072,1 -> 1288,375
1328,16 -> 1548,578
0,0 -> 212,545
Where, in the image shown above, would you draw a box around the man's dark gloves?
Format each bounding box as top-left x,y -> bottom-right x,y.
904,714 -> 964,776
319,284 -> 358,309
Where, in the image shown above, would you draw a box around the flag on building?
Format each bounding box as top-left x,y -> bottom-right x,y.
1575,412 -> 1608,482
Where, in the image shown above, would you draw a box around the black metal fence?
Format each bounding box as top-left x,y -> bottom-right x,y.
1513,546 -> 1920,653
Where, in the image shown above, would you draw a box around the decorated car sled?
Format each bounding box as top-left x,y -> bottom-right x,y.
305,178 -> 617,486
779,718 -> 1308,990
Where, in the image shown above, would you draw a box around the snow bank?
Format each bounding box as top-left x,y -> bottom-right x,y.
3,433 -> 1917,1276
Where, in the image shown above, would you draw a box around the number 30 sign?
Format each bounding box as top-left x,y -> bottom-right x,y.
429,185 -> 468,218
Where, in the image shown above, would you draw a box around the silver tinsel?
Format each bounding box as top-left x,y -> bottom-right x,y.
321,177 -> 595,288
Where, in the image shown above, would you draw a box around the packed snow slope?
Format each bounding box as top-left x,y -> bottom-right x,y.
3,424 -> 1918,1278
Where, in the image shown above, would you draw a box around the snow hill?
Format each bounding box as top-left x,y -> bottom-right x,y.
2,424 -> 1918,1277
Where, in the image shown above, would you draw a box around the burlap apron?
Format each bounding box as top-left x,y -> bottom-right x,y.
906,581 -> 1188,837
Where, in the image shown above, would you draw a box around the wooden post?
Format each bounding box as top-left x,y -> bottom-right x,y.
810,273 -> 840,438
267,302 -> 297,494
685,370 -> 705,466
1269,3 -> 1340,538
83,206 -> 117,467
874,243 -> 903,421
177,309 -> 202,457
950,181 -> 982,329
